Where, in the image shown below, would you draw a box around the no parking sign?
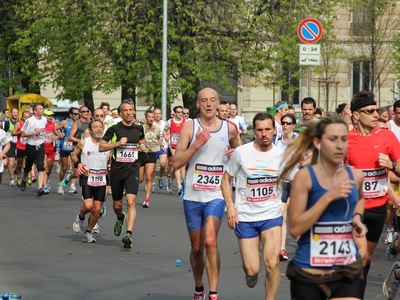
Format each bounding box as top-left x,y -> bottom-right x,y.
297,18 -> 323,44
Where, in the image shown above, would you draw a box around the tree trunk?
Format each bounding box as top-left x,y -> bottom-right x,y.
83,90 -> 94,112
121,84 -> 136,107
182,80 -> 201,119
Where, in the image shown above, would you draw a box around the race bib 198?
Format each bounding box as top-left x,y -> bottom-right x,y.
192,163 -> 223,191
310,221 -> 357,267
87,169 -> 106,187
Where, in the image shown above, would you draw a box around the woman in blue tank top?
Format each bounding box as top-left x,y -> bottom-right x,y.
279,113 -> 367,300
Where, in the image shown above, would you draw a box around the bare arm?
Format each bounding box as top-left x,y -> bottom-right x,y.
0,142 -> 10,158
68,122 -> 81,144
11,122 -> 21,136
99,137 -> 127,152
221,171 -> 237,229
289,167 -> 356,238
21,128 -> 42,137
54,120 -> 67,138
70,140 -> 86,175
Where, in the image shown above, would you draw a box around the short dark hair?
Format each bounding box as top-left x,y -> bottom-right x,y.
99,102 -> 110,109
301,97 -> 316,108
315,108 -> 322,115
394,100 -> 400,110
3,109 -> 9,114
335,103 -> 348,114
173,105 -> 183,113
281,113 -> 296,124
69,107 -> 79,114
253,112 -> 275,129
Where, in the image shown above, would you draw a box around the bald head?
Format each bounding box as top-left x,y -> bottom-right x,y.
197,88 -> 218,102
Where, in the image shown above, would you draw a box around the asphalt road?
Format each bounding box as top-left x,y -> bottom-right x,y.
0,171 -> 396,299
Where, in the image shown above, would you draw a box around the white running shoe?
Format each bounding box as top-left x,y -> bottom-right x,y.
57,184 -> 64,195
9,179 -> 16,186
83,232 -> 96,243
73,214 -> 83,233
68,184 -> 77,194
385,230 -> 394,245
92,223 -> 103,234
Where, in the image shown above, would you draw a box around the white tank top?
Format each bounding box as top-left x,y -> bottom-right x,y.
81,137 -> 110,186
182,119 -> 229,202
389,120 -> 400,142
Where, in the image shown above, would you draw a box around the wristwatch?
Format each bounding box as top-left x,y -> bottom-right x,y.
392,162 -> 397,171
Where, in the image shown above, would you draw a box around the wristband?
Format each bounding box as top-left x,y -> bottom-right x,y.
353,213 -> 364,223
74,160 -> 81,168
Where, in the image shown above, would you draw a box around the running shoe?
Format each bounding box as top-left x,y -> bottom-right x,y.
208,295 -> 219,300
61,174 -> 71,187
83,231 -> 96,243
56,164 -> 61,174
122,232 -> 132,249
385,230 -> 394,245
43,187 -> 50,194
151,183 -> 156,193
32,174 -> 37,183
167,177 -> 173,193
114,212 -> 125,236
100,204 -> 106,218
9,179 -> 15,186
20,178 -> 27,191
193,287 -> 206,300
158,177 -> 164,189
73,214 -> 83,233
387,233 -> 399,261
383,262 -> 400,299
27,178 -> 32,186
279,248 -> 288,261
178,185 -> 182,196
17,178 -> 21,187
68,184 -> 77,194
57,184 -> 64,195
37,188 -> 45,196
142,199 -> 149,208
46,180 -> 51,192
92,223 -> 102,234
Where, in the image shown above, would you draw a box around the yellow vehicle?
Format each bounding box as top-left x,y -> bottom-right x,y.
6,94 -> 54,118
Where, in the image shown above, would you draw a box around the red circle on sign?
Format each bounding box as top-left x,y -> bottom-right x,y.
297,18 -> 323,44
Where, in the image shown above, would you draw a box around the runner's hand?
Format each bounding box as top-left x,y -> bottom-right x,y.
326,179 -> 355,202
226,206 -> 239,230
378,153 -> 392,169
119,137 -> 127,146
194,127 -> 211,148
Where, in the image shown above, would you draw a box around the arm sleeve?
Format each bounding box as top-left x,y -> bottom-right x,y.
102,126 -> 114,142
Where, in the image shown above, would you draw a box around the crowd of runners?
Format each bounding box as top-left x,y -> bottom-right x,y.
3,89 -> 400,300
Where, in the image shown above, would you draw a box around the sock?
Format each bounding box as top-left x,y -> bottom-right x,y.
79,214 -> 85,221
117,214 -> 125,222
127,230 -> 132,235
209,291 -> 217,295
195,285 -> 204,293
85,230 -> 91,234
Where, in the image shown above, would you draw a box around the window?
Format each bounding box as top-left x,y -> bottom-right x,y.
351,8 -> 372,36
351,60 -> 372,96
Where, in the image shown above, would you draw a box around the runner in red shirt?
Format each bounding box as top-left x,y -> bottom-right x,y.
346,90 -> 400,293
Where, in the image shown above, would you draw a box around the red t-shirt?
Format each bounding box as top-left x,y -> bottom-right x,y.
169,118 -> 186,149
346,128 -> 400,209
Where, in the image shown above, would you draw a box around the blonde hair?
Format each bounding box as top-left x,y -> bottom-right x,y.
279,113 -> 347,182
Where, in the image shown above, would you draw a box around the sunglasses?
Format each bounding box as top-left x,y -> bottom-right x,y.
359,108 -> 379,115
95,114 -> 104,117
72,113 -> 79,116
80,110 -> 90,113
282,121 -> 293,125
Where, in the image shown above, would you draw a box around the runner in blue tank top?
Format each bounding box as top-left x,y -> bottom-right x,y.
279,113 -> 367,300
